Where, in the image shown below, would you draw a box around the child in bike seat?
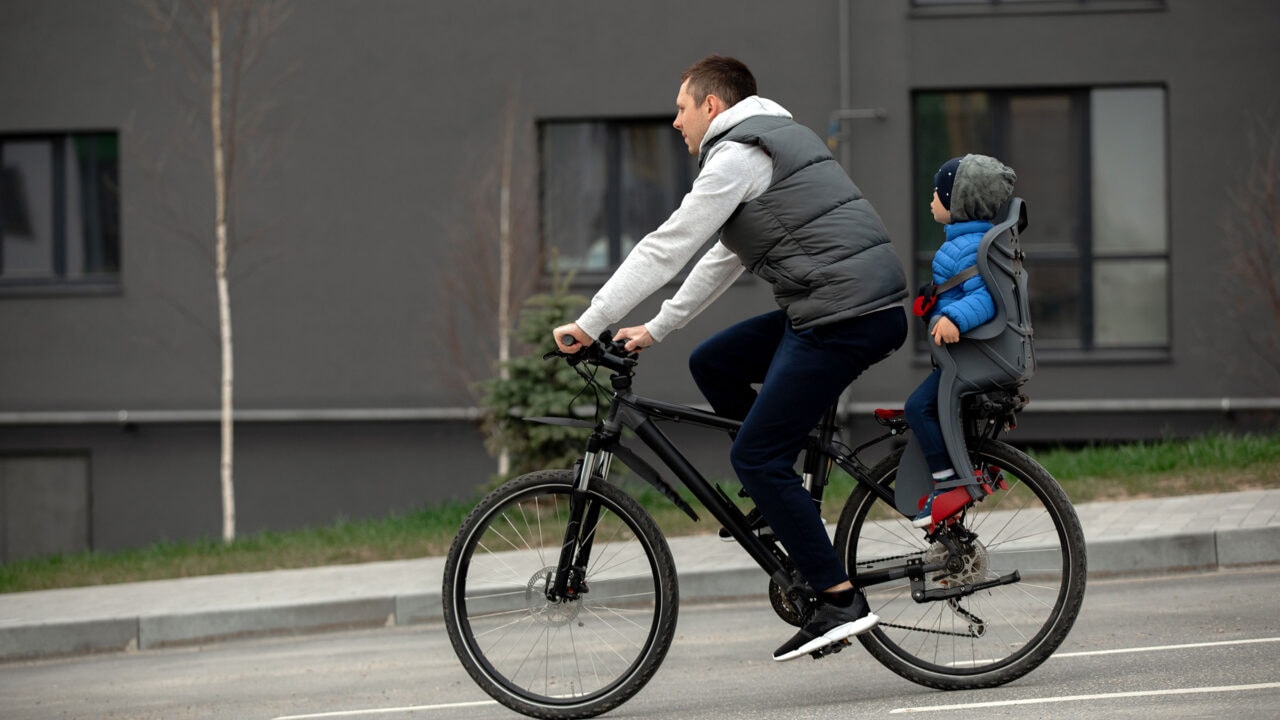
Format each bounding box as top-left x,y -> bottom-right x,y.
905,154 -> 1017,528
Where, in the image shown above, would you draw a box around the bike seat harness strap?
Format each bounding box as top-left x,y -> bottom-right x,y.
912,265 -> 979,317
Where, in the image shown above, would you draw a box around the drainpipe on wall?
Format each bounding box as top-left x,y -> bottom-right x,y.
830,0 -> 886,167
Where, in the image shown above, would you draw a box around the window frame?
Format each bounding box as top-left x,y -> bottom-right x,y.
910,85 -> 1171,361
537,116 -> 697,282
0,130 -> 122,296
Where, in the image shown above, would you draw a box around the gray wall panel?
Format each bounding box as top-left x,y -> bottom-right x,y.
2,0 -> 1277,552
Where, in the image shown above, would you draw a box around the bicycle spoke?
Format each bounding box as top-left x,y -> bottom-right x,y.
444,471 -> 676,715
836,441 -> 1085,688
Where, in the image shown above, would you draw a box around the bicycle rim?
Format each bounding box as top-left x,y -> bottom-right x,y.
835,440 -> 1086,689
444,470 -> 677,718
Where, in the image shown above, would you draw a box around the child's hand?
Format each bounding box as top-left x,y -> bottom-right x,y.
931,316 -> 961,345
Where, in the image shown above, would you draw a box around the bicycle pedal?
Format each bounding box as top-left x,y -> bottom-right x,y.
808,638 -> 851,660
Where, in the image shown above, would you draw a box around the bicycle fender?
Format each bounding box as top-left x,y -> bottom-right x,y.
895,435 -> 935,516
609,443 -> 700,522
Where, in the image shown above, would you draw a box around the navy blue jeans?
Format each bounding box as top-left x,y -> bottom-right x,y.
904,367 -> 952,473
688,307 -> 908,591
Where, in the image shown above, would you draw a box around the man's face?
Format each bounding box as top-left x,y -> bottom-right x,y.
673,80 -> 713,155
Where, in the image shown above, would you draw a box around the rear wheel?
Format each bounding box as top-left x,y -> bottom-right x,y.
442,469 -> 679,719
833,439 -> 1086,689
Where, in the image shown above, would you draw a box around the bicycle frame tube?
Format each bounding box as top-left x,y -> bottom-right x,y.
625,413 -> 793,589
548,383 -> 795,590
621,394 -> 740,433
551,383 -> 885,598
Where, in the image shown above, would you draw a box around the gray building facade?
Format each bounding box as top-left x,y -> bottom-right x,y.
1,0 -> 1277,559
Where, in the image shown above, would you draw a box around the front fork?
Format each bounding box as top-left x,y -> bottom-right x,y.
548,443 -> 612,602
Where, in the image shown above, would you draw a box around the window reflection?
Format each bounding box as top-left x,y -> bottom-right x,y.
540,120 -> 694,274
913,87 -> 1168,352
0,132 -> 120,288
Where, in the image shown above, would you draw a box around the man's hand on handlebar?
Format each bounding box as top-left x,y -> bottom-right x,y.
553,323 -> 592,353
614,325 -> 654,353
546,326 -> 639,374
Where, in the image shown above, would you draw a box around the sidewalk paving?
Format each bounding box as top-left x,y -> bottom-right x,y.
2,489 -> 1278,663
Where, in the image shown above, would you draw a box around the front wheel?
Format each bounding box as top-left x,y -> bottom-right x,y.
833,439 -> 1086,690
442,469 -> 679,719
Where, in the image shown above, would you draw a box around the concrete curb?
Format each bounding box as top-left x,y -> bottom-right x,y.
1217,525 -> 1280,567
0,618 -> 139,660
3,527 -> 1278,663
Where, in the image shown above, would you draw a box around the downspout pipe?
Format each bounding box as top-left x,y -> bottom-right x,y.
830,0 -> 887,163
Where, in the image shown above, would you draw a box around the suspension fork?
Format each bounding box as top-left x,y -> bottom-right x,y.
548,435 -> 614,601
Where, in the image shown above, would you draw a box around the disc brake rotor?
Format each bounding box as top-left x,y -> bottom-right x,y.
924,535 -> 990,588
526,567 -> 583,626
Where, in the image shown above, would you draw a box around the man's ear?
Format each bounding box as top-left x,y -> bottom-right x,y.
705,94 -> 727,119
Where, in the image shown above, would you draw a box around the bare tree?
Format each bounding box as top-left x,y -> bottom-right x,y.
434,96 -> 542,476
438,101 -> 541,377
139,0 -> 292,542
1222,114 -> 1280,391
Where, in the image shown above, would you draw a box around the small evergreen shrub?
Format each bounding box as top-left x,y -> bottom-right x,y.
479,273 -> 595,482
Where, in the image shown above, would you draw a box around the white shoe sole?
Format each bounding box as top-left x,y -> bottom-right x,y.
911,515 -> 932,528
772,613 -> 880,662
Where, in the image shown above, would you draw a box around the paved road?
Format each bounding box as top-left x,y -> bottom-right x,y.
5,489 -> 1279,662
3,567 -> 1278,720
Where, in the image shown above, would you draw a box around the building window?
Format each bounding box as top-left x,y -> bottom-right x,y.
539,119 -> 695,274
0,131 -> 120,291
913,87 -> 1168,354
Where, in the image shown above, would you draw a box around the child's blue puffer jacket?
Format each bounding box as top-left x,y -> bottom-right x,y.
931,220 -> 996,333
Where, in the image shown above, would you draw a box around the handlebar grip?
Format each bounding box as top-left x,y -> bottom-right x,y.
560,334 -> 580,347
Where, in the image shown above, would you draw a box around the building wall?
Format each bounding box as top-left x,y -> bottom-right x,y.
1,1 -> 1276,553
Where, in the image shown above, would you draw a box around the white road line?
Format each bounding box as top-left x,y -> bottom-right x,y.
271,700 -> 498,720
948,636 -> 1280,667
1053,636 -> 1280,658
274,638 -> 1280,719
890,682 -> 1280,714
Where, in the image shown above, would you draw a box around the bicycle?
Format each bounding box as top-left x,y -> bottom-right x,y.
442,333 -> 1087,719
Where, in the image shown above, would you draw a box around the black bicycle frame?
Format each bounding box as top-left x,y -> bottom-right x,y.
542,354 -> 985,604
547,368 -> 904,604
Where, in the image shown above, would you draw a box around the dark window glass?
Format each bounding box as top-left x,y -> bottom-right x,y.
1,132 -> 120,289
912,88 -> 1168,353
539,119 -> 695,274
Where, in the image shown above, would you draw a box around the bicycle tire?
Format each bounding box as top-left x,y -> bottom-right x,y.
442,469 -> 679,719
833,440 -> 1086,690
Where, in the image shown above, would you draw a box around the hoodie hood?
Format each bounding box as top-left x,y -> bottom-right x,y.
950,154 -> 1018,223
699,95 -> 792,158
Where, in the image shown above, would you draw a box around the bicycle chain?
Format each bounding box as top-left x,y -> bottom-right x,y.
877,620 -> 980,638
854,552 -> 923,568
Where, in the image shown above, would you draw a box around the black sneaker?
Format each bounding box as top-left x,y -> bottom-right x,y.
772,591 -> 879,662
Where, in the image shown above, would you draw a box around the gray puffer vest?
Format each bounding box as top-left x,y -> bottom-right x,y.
702,115 -> 907,329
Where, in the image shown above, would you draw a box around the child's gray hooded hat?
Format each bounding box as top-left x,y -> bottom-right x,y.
934,154 -> 1017,222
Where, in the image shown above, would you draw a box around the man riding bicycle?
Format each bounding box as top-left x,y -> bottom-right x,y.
553,55 -> 908,661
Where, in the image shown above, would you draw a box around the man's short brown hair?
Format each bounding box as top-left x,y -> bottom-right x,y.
680,55 -> 757,107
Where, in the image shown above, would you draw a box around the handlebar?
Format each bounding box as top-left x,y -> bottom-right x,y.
544,330 -> 639,375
